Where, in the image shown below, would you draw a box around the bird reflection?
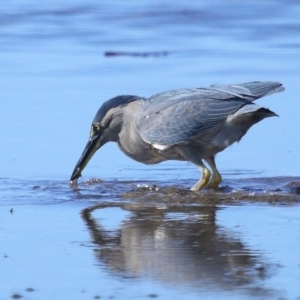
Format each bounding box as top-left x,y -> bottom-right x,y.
82,203 -> 276,296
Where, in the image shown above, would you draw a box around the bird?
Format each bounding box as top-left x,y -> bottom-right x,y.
70,81 -> 284,192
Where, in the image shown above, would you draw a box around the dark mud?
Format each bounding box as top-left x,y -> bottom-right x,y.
79,176 -> 300,205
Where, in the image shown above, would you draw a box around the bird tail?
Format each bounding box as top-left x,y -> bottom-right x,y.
239,81 -> 285,99
229,104 -> 278,126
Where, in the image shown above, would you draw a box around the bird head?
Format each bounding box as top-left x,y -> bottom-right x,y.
70,95 -> 141,182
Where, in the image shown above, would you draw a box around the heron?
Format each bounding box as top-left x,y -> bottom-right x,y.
70,81 -> 284,191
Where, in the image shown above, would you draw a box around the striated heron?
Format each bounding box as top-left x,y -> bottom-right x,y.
70,81 -> 284,191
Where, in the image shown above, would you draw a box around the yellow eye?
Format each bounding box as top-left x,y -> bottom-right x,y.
93,124 -> 101,131
90,123 -> 101,137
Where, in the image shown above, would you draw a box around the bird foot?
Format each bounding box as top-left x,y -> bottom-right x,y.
206,173 -> 222,189
205,181 -> 220,189
190,168 -> 211,192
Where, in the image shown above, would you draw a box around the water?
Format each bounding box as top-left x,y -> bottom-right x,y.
1,1 -> 300,299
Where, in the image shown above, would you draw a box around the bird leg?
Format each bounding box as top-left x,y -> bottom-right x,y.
174,146 -> 212,192
204,156 -> 222,189
190,164 -> 211,192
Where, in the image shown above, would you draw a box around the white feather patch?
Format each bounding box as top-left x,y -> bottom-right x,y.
152,143 -> 170,150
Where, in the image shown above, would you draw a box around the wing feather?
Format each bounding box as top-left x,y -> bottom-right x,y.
137,82 -> 283,147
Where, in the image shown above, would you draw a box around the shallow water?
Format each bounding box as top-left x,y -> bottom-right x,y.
1,1 -> 300,299
1,175 -> 300,299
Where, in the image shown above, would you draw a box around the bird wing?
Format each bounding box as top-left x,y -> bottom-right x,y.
137,82 -> 283,148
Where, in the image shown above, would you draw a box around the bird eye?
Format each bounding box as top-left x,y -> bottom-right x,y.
90,123 -> 101,137
93,124 -> 101,131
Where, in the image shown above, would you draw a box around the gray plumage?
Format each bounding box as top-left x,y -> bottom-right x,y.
93,95 -> 142,123
70,81 -> 284,191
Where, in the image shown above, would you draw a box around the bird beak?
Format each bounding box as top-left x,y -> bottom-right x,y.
70,133 -> 102,183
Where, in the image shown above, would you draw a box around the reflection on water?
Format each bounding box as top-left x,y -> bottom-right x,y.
82,203 -> 278,298
1,1 -> 300,299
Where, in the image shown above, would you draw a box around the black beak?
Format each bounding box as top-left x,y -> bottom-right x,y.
70,134 -> 102,182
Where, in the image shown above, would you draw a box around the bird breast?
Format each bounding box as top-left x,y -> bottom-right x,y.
117,102 -> 167,164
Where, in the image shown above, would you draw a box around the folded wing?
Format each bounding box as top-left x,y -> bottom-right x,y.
137,81 -> 284,148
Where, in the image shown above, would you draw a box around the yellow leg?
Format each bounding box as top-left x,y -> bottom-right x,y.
205,156 -> 222,189
190,166 -> 211,192
174,146 -> 213,192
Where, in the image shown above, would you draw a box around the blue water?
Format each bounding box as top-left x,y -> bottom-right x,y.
1,0 -> 299,180
1,1 -> 300,299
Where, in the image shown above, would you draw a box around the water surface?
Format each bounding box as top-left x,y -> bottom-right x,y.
1,1 -> 300,299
